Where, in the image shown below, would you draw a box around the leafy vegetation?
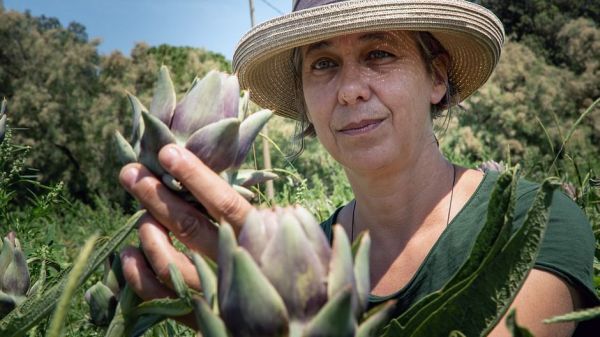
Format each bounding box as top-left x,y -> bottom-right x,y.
0,1 -> 599,336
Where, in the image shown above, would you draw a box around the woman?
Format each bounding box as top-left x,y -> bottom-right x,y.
118,0 -> 597,335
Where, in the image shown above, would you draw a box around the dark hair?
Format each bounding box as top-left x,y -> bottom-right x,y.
288,31 -> 458,158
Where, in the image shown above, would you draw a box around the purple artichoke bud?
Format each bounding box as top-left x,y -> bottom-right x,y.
194,206 -> 379,335
2,238 -> 30,297
115,67 -> 274,202
0,292 -> 16,319
0,98 -> 6,144
85,281 -> 118,326
477,160 -> 505,173
0,237 -> 14,283
218,223 -> 289,337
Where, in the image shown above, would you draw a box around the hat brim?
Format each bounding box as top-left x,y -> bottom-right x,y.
233,0 -> 505,120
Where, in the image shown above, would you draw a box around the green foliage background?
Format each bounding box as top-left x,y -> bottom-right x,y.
0,1 -> 599,335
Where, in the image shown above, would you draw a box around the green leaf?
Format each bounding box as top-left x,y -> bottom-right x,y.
356,300 -> 396,337
149,65 -> 176,126
105,284 -> 143,337
132,298 -> 192,317
386,167 -> 520,331
192,253 -> 217,308
401,178 -> 557,337
113,131 -> 137,165
0,210 -> 144,337
506,309 -> 534,337
168,263 -> 190,302
192,296 -> 229,337
127,92 -> 147,151
544,305 -> 600,324
303,285 -> 355,337
140,111 -> 177,176
46,233 -> 98,337
327,225 -> 354,303
353,232 -> 371,315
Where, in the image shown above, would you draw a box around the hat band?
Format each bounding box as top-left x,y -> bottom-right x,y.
294,0 -> 346,11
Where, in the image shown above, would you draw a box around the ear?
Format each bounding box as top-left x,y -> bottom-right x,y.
429,55 -> 449,105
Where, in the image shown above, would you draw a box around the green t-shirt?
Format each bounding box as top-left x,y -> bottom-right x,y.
320,171 -> 599,335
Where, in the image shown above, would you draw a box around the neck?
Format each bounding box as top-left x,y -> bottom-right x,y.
345,142 -> 454,243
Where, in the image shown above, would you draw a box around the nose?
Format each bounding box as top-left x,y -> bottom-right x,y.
337,63 -> 371,106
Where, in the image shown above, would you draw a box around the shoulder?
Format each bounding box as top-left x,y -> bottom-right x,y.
513,177 -> 598,307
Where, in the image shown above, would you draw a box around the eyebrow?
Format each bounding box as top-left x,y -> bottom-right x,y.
303,32 -> 394,57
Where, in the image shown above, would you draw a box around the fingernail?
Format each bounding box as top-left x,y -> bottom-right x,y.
120,167 -> 139,189
160,145 -> 181,170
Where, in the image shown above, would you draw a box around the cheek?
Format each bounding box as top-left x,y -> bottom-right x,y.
302,83 -> 333,124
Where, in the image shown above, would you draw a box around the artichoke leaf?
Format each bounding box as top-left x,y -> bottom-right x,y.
192,253 -> 217,308
233,169 -> 278,188
139,111 -> 176,176
221,73 -> 240,119
171,70 -> 223,139
185,118 -> 240,173
293,206 -> 332,276
303,285 -> 355,337
132,297 -> 192,317
219,247 -> 289,337
327,225 -> 355,301
233,109 -> 273,168
149,65 -> 176,126
192,296 -> 229,337
113,131 -> 137,165
356,300 -> 396,337
126,93 -> 147,147
353,232 -> 371,315
259,211 -> 327,320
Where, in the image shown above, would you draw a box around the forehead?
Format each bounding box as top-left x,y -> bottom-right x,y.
301,30 -> 417,55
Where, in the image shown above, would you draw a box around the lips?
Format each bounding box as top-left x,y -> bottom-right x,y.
338,118 -> 384,134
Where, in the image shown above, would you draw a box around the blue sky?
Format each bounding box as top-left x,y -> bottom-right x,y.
4,0 -> 289,61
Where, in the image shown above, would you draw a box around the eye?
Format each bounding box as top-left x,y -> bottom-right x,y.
367,50 -> 394,60
311,58 -> 337,70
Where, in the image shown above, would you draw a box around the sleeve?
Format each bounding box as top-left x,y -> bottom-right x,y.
514,187 -> 598,307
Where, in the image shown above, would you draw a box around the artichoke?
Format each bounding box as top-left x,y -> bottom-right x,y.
188,206 -> 395,337
114,66 -> 277,201
477,160 -> 505,173
0,98 -> 6,144
0,232 -> 32,319
84,253 -> 124,326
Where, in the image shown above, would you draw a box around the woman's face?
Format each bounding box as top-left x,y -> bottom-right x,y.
300,31 -> 447,173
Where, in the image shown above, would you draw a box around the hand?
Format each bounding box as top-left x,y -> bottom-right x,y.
118,144 -> 252,303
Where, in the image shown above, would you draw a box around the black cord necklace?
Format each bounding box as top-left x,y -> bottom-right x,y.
350,164 -> 457,242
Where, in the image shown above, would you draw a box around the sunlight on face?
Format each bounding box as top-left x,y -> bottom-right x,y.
299,31 -> 447,174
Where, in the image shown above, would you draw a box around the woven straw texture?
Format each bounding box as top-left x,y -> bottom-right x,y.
233,0 -> 505,120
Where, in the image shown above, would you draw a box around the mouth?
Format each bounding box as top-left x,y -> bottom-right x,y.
338,118 -> 385,135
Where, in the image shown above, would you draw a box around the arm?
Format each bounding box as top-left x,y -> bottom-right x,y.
489,269 -> 583,337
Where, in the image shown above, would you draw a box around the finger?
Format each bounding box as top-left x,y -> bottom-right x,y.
121,246 -> 198,329
158,144 -> 252,233
137,213 -> 201,290
120,163 -> 219,258
120,246 -> 175,301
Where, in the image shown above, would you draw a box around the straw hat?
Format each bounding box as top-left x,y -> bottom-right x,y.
233,0 -> 505,120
